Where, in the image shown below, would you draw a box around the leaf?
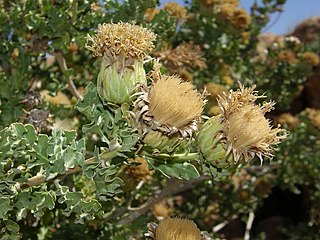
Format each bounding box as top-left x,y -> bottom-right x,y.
0,197 -> 13,219
156,162 -> 200,180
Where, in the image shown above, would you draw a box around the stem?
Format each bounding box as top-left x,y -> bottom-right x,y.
244,211 -> 255,240
53,51 -> 83,100
145,152 -> 201,162
15,156 -> 96,190
118,175 -> 210,225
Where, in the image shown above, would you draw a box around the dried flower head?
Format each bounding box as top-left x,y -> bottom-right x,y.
152,203 -> 171,219
305,108 -> 320,129
20,91 -> 42,109
27,109 -> 52,132
145,8 -> 160,22
163,2 -> 187,20
276,113 -> 299,129
205,82 -> 227,104
219,3 -> 235,20
278,50 -> 298,64
301,51 -> 320,66
217,84 -> 287,163
201,0 -> 239,8
132,75 -> 205,150
156,41 -> 207,73
125,157 -> 152,182
85,22 -> 156,60
231,9 -> 251,29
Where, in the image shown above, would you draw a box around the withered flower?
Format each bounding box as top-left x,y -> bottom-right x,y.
275,113 -> 299,129
231,9 -> 251,29
278,50 -> 298,64
163,2 -> 187,20
145,8 -> 160,22
155,41 -> 206,80
198,84 -> 287,168
305,108 -> 320,129
301,51 -> 320,66
125,157 -> 152,182
131,75 -> 205,151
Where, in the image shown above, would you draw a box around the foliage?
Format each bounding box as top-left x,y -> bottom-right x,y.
0,0 -> 319,239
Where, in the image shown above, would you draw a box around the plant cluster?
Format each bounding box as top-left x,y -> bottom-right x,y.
0,0 -> 319,239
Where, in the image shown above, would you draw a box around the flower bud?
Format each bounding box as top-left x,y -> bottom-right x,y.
197,116 -> 234,168
97,60 -> 146,104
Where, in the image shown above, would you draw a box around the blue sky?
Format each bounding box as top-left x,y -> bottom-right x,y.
160,0 -> 320,35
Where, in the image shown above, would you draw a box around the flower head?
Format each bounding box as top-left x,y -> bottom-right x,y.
145,8 -> 160,22
85,22 -> 156,60
86,22 -> 156,104
217,84 -> 287,163
163,2 -> 187,20
132,75 -> 205,151
231,9 -> 251,29
146,218 -> 202,240
305,108 -> 320,129
301,51 -> 320,66
125,157 -> 152,182
157,41 -> 207,70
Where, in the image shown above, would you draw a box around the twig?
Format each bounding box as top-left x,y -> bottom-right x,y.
127,180 -> 145,211
118,175 -> 211,225
244,211 -> 255,240
212,221 -> 229,233
15,156 -> 96,190
53,51 -> 83,100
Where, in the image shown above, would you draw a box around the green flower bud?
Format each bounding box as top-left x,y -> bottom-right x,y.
97,60 -> 146,104
197,116 -> 233,169
143,130 -> 181,152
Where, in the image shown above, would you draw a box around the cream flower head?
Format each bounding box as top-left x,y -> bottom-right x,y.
146,218 -> 203,240
85,22 -> 156,60
217,84 -> 287,163
133,75 -> 205,138
131,75 -> 206,151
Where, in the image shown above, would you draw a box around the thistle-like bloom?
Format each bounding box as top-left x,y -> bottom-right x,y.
86,22 -> 156,61
86,22 -> 156,104
146,218 -> 210,240
132,75 -> 205,151
198,84 -> 287,168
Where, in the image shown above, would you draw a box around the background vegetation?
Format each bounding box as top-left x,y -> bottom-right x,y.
0,0 -> 320,239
